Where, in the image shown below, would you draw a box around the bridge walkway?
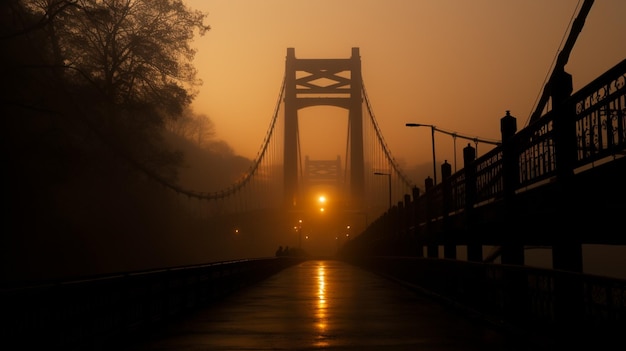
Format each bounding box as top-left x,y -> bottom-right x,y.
115,259 -> 544,351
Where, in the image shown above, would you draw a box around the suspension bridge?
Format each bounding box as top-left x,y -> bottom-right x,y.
165,47 -> 493,257
4,42 -> 626,349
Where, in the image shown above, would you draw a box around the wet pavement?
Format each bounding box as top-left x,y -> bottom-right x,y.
120,259 -> 540,350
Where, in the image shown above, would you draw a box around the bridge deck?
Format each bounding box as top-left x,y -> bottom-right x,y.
115,260 -> 542,351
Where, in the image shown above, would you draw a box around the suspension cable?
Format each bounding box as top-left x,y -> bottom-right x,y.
165,74 -> 287,201
361,80 -> 414,189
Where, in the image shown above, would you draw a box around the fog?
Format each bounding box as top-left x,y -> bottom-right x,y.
3,0 -> 625,287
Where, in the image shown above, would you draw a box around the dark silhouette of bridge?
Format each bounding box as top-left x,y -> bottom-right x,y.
3,45 -> 625,349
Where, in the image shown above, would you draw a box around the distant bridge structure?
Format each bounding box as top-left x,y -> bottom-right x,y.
155,45 -> 626,266
283,47 -> 367,210
4,46 -> 626,349
6,1 -> 626,344
172,48 -> 423,243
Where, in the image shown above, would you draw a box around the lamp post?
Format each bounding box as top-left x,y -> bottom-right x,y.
297,219 -> 302,249
374,172 -> 391,209
406,123 -> 501,184
405,123 -> 437,185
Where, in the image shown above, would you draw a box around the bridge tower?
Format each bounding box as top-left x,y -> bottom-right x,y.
283,48 -> 365,209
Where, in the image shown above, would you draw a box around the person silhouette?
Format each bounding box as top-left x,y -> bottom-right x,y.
275,246 -> 284,256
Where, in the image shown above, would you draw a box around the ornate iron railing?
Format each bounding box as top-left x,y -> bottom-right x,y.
401,59 -> 626,224
349,256 -> 626,346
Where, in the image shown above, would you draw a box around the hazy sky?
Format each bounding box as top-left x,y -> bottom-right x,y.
184,0 -> 626,173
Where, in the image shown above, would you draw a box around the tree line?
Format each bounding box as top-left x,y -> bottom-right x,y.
0,1 -> 252,282
1,1 -> 237,203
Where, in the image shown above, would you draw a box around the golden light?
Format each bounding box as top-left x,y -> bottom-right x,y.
317,265 -> 326,303
319,207 -> 325,213
315,262 -> 328,347
318,195 -> 326,203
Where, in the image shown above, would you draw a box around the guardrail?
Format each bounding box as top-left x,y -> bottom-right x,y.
0,257 -> 303,350
429,58 -> 625,220
349,256 -> 626,346
339,60 -> 626,345
345,59 -> 626,254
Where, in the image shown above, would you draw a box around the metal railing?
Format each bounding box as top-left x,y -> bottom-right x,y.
372,58 -> 626,229
0,257 -> 303,350
349,256 -> 626,345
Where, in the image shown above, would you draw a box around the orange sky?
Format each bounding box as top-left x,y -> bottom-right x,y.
184,0 -> 626,175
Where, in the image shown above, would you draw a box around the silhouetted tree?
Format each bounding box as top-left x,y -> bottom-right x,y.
0,1 -> 274,283
26,0 -> 210,116
165,107 -> 217,148
4,0 -> 211,183
0,0 -> 209,220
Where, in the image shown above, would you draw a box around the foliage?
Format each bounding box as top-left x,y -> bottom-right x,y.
3,0 -> 211,185
0,0 -> 253,280
164,107 -> 217,148
2,0 -> 210,226
28,0 -> 210,115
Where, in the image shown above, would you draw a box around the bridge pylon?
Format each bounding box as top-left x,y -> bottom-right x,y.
283,47 -> 365,210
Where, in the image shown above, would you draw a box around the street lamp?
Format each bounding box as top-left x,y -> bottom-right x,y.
318,195 -> 326,213
374,172 -> 392,209
406,123 -> 502,182
297,219 -> 303,249
405,123 -> 437,185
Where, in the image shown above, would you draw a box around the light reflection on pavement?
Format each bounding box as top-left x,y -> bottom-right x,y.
122,259 -> 536,350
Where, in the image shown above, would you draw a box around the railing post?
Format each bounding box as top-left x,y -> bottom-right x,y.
500,111 -> 518,198
412,186 -> 420,201
550,70 -> 584,332
463,144 -> 481,261
389,201 -> 407,256
551,86 -> 583,273
424,176 -> 434,192
412,186 -> 424,258
400,194 -> 414,255
500,111 -> 524,265
498,111 -> 527,321
441,160 -> 455,259
553,69 -> 577,181
424,176 -> 438,258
